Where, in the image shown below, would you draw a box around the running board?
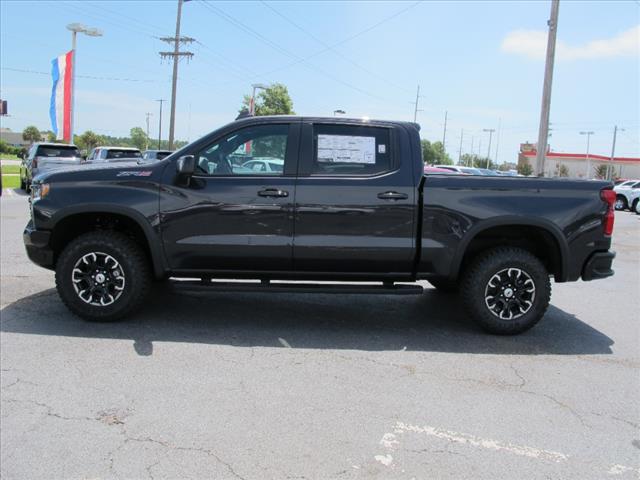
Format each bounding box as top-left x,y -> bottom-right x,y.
170,280 -> 424,295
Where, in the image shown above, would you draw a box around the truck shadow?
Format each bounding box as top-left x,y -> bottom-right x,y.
0,285 -> 614,356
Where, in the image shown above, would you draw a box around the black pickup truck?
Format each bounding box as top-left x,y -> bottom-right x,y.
24,116 -> 616,334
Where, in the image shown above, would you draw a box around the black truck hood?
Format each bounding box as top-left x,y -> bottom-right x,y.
32,160 -> 160,183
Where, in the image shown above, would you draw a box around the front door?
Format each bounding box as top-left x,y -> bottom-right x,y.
160,122 -> 299,273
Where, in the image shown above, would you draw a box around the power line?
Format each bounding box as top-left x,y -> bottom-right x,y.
1,67 -> 162,83
258,0 -> 412,94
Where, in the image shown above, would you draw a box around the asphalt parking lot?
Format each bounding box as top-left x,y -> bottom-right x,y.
1,190 -> 639,480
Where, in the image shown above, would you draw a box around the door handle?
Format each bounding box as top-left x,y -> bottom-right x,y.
377,191 -> 408,200
258,188 -> 289,198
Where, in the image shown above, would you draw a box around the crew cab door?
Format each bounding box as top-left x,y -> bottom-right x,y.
293,122 -> 417,275
160,122 -> 300,272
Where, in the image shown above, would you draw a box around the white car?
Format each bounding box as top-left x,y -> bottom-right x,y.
87,146 -> 142,163
625,187 -> 640,214
241,158 -> 284,174
614,180 -> 640,210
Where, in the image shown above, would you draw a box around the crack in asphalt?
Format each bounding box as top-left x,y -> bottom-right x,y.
2,396 -> 245,480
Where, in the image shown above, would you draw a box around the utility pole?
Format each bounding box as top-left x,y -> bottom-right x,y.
156,99 -> 165,149
458,129 -> 464,165
470,136 -> 474,166
495,118 -> 502,166
483,128 -> 496,168
442,110 -> 448,153
412,85 -> 423,123
535,0 -> 560,177
160,0 -> 194,150
145,112 -> 152,150
579,131 -> 594,179
608,126 -> 624,180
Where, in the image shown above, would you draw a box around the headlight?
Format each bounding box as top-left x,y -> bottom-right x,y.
31,183 -> 50,202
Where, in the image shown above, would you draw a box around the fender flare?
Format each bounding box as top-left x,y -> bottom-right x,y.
50,204 -> 167,278
450,216 -> 570,281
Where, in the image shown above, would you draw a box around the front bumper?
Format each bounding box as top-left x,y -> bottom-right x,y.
23,221 -> 54,270
581,251 -> 615,281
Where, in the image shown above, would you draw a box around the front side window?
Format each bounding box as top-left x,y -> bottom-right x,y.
196,124 -> 289,176
311,124 -> 392,176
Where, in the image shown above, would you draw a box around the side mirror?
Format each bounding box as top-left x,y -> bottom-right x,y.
176,155 -> 195,175
18,152 -> 24,159
176,155 -> 195,186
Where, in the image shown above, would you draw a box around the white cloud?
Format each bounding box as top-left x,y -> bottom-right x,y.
501,25 -> 640,60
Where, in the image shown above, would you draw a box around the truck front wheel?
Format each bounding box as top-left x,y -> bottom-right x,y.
55,231 -> 151,322
461,247 -> 551,335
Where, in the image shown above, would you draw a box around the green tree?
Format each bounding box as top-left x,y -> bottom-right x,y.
594,164 -> 608,179
76,130 -> 104,151
555,163 -> 569,177
517,160 -> 533,176
22,125 -> 41,144
240,83 -> 295,116
129,127 -> 149,150
421,139 -> 452,165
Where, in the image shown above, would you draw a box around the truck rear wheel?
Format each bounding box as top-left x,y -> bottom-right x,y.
55,231 -> 151,322
460,247 -> 551,335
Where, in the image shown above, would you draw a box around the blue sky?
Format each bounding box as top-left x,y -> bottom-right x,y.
1,0 -> 638,163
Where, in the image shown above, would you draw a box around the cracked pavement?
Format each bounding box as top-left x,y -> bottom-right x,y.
1,195 -> 639,479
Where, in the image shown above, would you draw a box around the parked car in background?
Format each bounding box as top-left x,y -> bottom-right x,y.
624,187 -> 640,213
434,165 -> 468,174
424,165 -> 459,174
613,180 -> 640,210
141,150 -> 173,163
241,158 -> 284,174
20,142 -> 82,191
87,146 -> 142,163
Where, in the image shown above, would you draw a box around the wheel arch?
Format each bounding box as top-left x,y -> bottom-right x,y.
49,205 -> 166,278
451,217 -> 569,282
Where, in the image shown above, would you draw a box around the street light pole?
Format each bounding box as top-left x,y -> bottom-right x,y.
579,131 -> 594,179
66,23 -> 102,143
483,128 -> 495,168
156,99 -> 165,149
250,83 -> 268,116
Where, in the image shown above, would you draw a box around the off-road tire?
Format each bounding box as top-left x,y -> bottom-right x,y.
460,247 -> 551,335
428,277 -> 459,293
55,231 -> 151,322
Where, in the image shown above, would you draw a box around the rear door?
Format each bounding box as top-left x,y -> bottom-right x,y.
293,121 -> 417,275
160,121 -> 300,272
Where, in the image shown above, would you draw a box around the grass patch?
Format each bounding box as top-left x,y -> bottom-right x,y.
0,154 -> 21,161
0,165 -> 20,174
1,175 -> 20,189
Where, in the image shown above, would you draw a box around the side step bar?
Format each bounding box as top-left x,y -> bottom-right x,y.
170,279 -> 424,295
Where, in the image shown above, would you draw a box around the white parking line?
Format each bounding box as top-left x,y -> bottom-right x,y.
375,421 -> 640,476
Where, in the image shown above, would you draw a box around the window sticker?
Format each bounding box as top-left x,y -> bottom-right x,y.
378,144 -> 386,154
317,134 -> 376,164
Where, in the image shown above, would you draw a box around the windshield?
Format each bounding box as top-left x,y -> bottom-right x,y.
106,150 -> 142,159
36,146 -> 79,158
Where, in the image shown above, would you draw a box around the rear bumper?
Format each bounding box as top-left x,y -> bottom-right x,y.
23,221 -> 54,270
581,251 -> 615,281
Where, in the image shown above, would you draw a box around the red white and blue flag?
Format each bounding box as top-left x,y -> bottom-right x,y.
49,50 -> 74,142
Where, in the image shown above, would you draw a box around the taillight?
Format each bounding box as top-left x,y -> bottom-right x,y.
600,188 -> 615,236
32,157 -> 38,169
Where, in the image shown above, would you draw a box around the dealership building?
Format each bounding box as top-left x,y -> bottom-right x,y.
517,143 -> 640,179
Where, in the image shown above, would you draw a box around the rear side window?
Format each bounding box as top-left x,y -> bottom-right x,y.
36,146 -> 79,158
106,150 -> 142,159
312,124 -> 391,176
